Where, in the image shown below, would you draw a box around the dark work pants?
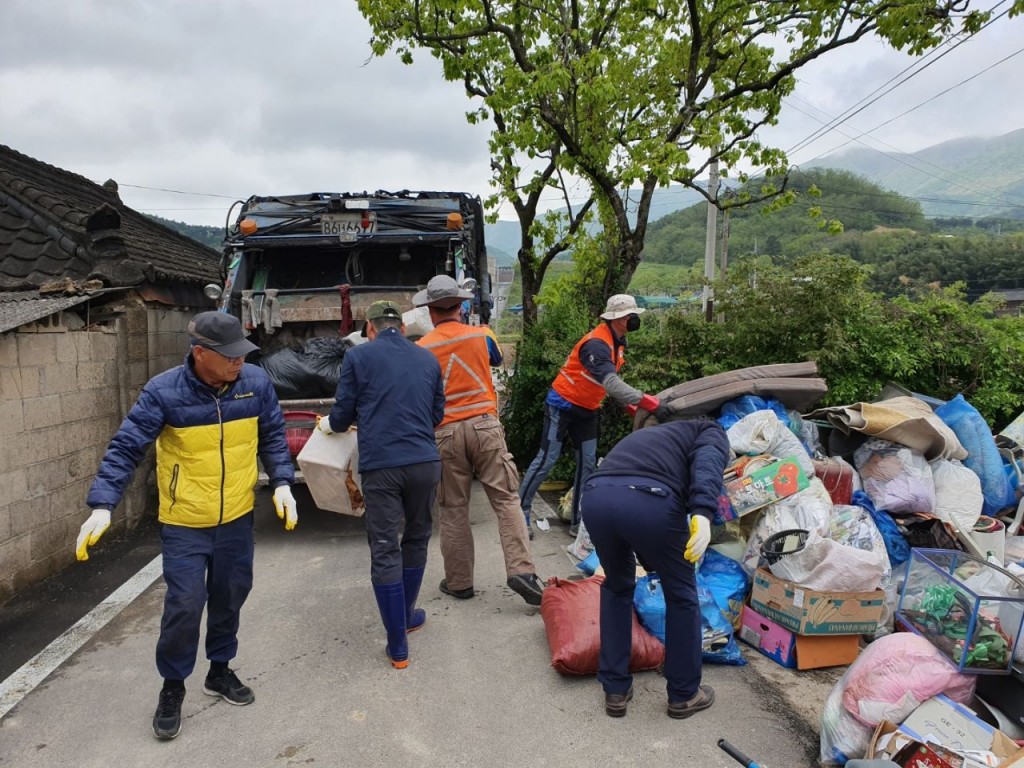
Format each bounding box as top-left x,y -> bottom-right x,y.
581,475 -> 701,703
519,402 -> 598,527
157,513 -> 255,681
361,461 -> 441,584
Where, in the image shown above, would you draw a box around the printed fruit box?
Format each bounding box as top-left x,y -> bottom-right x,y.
723,456 -> 809,518
750,568 -> 885,635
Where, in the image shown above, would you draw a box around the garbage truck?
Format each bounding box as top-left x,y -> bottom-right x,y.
206,189 -> 491,483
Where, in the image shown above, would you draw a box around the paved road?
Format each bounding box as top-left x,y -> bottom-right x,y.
0,484 -> 831,767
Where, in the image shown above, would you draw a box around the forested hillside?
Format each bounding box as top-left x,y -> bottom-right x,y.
808,127 -> 1024,219
146,214 -> 223,250
642,168 -> 1024,297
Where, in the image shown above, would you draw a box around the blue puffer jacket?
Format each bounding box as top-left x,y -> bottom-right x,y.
87,354 -> 294,527
588,420 -> 730,520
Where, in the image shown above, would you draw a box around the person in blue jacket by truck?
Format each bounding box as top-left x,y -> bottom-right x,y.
76,311 -> 297,742
580,419 -> 730,720
316,300 -> 445,670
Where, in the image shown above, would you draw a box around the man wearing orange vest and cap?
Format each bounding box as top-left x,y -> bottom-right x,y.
519,294 -> 669,537
414,275 -> 545,606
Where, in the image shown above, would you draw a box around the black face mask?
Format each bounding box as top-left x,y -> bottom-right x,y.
626,314 -> 641,332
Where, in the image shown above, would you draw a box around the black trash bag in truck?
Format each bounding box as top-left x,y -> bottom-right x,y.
259,337 -> 351,400
302,337 -> 351,395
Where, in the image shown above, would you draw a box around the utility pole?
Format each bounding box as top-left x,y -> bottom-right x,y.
702,157 -> 720,321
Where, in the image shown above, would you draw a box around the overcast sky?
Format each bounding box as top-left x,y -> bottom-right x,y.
1,1 -> 1022,228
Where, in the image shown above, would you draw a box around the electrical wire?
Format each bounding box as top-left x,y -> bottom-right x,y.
802,43 -> 1024,174
783,97 -> 1024,211
785,2 -> 1013,157
115,182 -> 239,199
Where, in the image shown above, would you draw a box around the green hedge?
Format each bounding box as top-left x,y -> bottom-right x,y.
503,253 -> 1024,469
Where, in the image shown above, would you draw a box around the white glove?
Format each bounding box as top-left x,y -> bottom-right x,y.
273,485 -> 298,531
76,509 -> 111,561
316,415 -> 335,435
684,515 -> 711,564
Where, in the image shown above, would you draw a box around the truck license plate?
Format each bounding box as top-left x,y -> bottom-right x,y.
321,212 -> 376,236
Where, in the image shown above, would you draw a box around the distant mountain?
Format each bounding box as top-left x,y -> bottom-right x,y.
808,128 -> 1024,219
147,214 -> 224,250
483,183 -> 718,259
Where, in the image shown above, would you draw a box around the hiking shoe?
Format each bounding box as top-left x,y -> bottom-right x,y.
667,685 -> 715,719
507,573 -> 544,606
203,667 -> 255,706
439,579 -> 475,600
605,686 -> 633,718
152,686 -> 185,741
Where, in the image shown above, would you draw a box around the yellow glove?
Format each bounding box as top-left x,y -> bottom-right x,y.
684,515 -> 710,564
273,485 -> 298,531
76,509 -> 111,561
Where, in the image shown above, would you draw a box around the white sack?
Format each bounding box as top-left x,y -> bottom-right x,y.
727,410 -> 814,476
930,458 -> 983,534
854,438 -> 935,515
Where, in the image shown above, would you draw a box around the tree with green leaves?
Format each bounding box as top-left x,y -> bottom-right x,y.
358,0 -> 1013,325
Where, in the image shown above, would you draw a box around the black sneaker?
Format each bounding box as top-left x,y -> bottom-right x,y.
507,573 -> 544,606
203,667 -> 255,706
439,579 -> 475,600
152,687 -> 185,740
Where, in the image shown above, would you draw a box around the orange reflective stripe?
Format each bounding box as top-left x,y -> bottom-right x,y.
418,323 -> 498,427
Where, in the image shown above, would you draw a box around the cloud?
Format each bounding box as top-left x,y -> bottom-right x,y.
1,0 -> 1021,226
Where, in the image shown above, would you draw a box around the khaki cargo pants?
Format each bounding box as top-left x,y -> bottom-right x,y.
435,413 -> 535,591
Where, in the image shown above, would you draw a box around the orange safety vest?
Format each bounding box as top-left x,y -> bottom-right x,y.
551,322 -> 624,410
417,321 -> 498,427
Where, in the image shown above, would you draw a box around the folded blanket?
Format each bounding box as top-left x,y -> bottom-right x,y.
805,396 -> 966,461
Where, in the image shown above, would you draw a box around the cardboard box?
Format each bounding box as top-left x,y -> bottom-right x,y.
750,568 -> 885,635
871,696 -> 1024,768
739,604 -> 796,668
296,428 -> 365,516
723,456 -> 810,517
739,604 -> 861,669
794,633 -> 860,670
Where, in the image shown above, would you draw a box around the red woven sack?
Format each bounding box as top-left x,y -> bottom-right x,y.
540,576 -> 665,676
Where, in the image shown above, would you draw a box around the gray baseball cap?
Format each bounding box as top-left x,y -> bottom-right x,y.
188,311 -> 259,358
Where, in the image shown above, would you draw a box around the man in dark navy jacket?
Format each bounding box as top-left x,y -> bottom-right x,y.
318,300 -> 445,669
580,420 -> 730,720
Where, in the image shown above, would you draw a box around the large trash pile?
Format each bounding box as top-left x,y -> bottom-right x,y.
543,362 -> 1024,768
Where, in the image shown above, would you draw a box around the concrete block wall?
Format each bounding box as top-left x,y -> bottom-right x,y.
0,302 -> 194,605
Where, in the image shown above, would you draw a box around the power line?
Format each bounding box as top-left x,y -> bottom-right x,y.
804,43 -> 1024,173
97,180 -> 240,200
783,98 -> 1024,210
785,2 -> 1012,158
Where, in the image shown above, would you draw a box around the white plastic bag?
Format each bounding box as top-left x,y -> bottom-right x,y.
930,458 -> 983,534
769,531 -> 886,593
727,410 -> 815,476
741,477 -> 834,576
854,438 -> 935,515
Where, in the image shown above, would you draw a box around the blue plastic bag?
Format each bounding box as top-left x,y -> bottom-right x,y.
852,490 -> 910,568
634,572 -> 746,666
577,549 -> 601,576
935,394 -> 1013,516
717,395 -> 790,431
699,548 -> 750,628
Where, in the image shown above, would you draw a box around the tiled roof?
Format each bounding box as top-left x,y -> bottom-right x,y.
0,144 -> 222,291
0,289 -> 126,335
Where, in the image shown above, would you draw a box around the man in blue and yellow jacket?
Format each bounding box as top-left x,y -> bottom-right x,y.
76,311 -> 296,742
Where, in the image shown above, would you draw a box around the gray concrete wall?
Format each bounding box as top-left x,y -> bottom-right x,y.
0,303 -> 193,605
